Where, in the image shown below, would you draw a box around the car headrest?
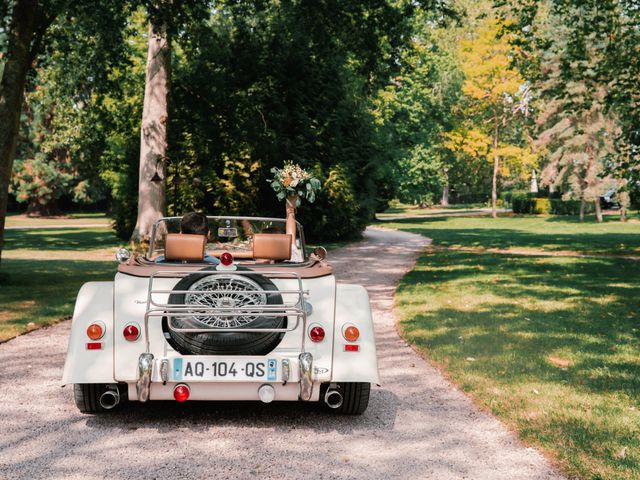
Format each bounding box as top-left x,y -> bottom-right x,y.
164,234 -> 207,262
253,233 -> 292,261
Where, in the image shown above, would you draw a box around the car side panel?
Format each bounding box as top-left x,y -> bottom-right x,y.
61,282 -> 115,385
331,284 -> 380,384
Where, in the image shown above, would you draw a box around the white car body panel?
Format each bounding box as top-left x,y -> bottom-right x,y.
62,282 -> 115,385
332,284 -> 380,384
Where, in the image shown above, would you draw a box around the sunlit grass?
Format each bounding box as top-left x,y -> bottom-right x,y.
5,212 -> 111,227
382,213 -> 640,255
394,223 -> 640,479
376,202 -> 487,218
0,227 -> 119,342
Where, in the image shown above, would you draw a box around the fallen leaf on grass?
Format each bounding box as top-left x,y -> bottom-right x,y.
548,356 -> 572,369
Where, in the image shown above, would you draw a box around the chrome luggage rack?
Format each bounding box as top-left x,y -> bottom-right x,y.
142,269 -> 310,352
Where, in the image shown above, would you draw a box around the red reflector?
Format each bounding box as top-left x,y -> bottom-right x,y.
344,344 -> 359,352
86,342 -> 102,350
123,323 -> 140,341
309,326 -> 325,342
220,252 -> 233,266
173,384 -> 190,402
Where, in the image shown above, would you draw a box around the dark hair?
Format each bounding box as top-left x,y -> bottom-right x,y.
180,212 -> 209,235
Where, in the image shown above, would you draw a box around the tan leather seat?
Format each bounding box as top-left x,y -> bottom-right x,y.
164,234 -> 207,262
253,233 -> 292,261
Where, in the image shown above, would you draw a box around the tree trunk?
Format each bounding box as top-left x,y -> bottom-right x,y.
130,22 -> 170,247
26,198 -> 61,217
0,0 -> 38,266
579,198 -> 585,222
440,184 -> 450,206
594,198 -> 603,222
491,119 -> 500,219
619,191 -> 629,222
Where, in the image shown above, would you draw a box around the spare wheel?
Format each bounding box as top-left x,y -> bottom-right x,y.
164,269 -> 286,355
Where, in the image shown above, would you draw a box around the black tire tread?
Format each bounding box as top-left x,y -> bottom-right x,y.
165,270 -> 286,356
74,384 -> 106,414
332,382 -> 370,415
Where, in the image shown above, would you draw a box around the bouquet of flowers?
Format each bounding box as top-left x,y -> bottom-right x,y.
268,161 -> 321,206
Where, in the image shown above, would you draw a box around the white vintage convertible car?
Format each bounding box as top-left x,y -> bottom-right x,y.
62,216 -> 379,414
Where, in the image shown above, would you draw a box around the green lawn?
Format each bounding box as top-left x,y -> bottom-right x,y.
382,213 -> 640,255
5,212 -> 111,228
0,227 -> 119,342
376,202 -> 488,218
391,214 -> 640,480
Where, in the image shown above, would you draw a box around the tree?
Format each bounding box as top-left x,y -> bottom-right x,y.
505,0 -> 639,221
0,0 -> 39,264
130,18 -> 171,245
0,0 -> 132,264
533,2 -> 624,222
458,18 -> 528,217
371,6 -> 463,208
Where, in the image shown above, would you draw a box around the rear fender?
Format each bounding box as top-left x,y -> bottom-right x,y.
61,282 -> 114,385
331,284 -> 380,384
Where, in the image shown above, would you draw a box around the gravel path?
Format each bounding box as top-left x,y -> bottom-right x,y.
0,227 -> 564,480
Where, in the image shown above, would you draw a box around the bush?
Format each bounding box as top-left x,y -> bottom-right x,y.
533,198 -> 551,214
511,193 -> 535,213
512,193 -> 551,214
449,192 -> 490,204
550,199 -> 595,215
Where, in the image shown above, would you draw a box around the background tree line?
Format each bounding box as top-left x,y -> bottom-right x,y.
1,0 -> 638,262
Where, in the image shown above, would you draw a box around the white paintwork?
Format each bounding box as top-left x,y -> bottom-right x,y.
63,260 -> 381,401
331,284 -> 381,384
61,282 -> 115,385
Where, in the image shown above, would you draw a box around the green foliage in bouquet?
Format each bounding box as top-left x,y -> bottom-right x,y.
268,162 -> 322,206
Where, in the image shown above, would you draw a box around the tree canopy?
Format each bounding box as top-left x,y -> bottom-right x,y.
1,0 -> 639,261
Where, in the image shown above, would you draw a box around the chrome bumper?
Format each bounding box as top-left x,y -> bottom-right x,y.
136,352 -> 315,402
136,353 -> 154,402
298,352 -> 313,401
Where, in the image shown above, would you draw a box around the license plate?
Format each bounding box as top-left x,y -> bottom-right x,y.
172,357 -> 278,382
217,227 -> 238,238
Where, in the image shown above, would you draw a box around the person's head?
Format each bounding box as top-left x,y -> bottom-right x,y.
180,212 -> 209,236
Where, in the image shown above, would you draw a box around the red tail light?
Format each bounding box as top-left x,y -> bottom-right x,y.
173,384 -> 190,402
123,323 -> 140,341
309,326 -> 325,342
220,252 -> 233,266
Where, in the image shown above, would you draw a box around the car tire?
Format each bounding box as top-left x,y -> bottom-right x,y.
74,384 -> 107,414
324,382 -> 371,415
164,269 -> 286,356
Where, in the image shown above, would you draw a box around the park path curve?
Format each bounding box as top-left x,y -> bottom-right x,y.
0,227 -> 564,480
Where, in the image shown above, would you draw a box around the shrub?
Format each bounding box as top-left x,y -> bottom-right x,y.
550,199 -> 595,215
533,198 -> 551,214
511,194 -> 551,214
511,193 -> 535,213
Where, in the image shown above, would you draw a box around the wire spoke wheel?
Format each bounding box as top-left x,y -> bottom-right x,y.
185,275 -> 268,328
164,270 -> 286,356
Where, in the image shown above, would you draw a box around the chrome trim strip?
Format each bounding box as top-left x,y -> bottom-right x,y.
160,358 -> 169,384
282,359 -> 290,384
298,352 -> 313,401
136,353 -> 154,402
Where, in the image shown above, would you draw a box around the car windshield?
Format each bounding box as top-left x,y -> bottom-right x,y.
147,216 -> 306,262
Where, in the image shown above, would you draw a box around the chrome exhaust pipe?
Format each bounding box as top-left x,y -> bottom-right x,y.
99,389 -> 120,410
324,389 -> 343,409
